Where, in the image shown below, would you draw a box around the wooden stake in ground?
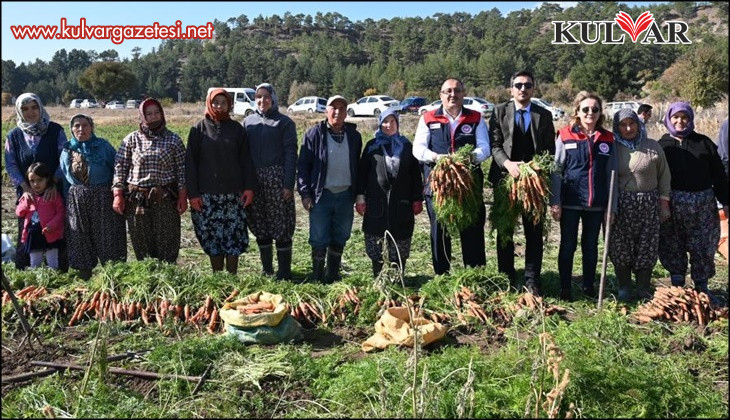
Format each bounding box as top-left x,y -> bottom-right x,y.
1,272 -> 42,348
597,170 -> 616,311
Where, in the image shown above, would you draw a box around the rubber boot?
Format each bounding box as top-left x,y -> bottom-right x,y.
326,245 -> 343,283
614,264 -> 633,302
259,243 -> 274,276
210,255 -> 224,272
670,273 -> 685,287
694,280 -> 719,306
635,269 -> 653,301
372,260 -> 384,277
311,247 -> 326,282
225,255 -> 239,275
276,247 -> 292,280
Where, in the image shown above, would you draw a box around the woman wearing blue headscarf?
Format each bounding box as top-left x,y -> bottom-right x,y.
658,102 -> 729,304
356,108 -> 424,276
60,114 -> 127,279
608,108 -> 671,301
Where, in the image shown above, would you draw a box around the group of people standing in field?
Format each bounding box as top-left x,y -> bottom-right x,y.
6,72 -> 729,304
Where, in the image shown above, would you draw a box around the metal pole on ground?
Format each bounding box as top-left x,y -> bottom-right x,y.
598,170 -> 616,311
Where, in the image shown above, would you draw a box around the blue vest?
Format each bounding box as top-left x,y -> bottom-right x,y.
558,125 -> 614,208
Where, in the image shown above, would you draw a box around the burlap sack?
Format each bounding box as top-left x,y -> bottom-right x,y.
219,291 -> 288,328
362,306 -> 446,352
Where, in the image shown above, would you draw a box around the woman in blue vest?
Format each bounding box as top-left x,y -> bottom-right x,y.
4,93 -> 67,270
550,91 -> 618,301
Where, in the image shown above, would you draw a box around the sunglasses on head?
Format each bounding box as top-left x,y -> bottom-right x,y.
513,82 -> 533,90
581,106 -> 600,114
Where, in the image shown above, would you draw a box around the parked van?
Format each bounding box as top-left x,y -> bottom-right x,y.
207,87 -> 256,117
69,99 -> 83,108
287,96 -> 326,113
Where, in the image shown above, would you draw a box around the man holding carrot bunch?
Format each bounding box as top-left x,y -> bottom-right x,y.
488,70 -> 556,296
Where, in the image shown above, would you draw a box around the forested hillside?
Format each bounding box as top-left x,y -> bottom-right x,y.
2,1 -> 727,107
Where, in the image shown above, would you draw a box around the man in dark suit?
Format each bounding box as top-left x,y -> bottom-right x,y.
488,70 -> 556,295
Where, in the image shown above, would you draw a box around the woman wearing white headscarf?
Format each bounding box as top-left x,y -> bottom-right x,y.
4,93 -> 67,269
608,108 -> 671,301
243,83 -> 298,279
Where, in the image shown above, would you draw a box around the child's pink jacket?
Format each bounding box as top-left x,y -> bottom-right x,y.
15,193 -> 65,244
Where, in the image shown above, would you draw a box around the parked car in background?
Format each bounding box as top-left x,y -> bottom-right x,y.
207,87 -> 256,117
126,99 -> 142,109
287,96 -> 327,113
398,96 -> 428,114
418,100 -> 442,115
605,101 -> 641,119
105,100 -> 125,109
509,98 -> 565,121
69,99 -> 83,108
463,96 -> 495,119
346,95 -> 400,117
80,99 -> 99,108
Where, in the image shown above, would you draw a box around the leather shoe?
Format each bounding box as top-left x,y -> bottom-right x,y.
582,285 -> 597,299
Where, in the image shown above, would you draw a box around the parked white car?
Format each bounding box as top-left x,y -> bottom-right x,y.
346,95 -> 400,117
605,101 -> 641,119
287,96 -> 327,113
510,98 -> 565,121
69,99 -> 83,108
80,99 -> 99,108
105,100 -> 125,109
417,97 -> 494,119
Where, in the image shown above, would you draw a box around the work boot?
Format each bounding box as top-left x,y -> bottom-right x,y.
276,246 -> 292,280
524,278 -> 541,297
614,264 -> 633,302
372,260 -> 384,277
259,243 -> 274,276
311,247 -> 326,282
560,287 -> 573,302
670,273 -> 685,287
635,269 -> 654,301
326,246 -> 343,283
694,280 -> 720,306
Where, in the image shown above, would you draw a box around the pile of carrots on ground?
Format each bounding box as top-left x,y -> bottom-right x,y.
633,286 -> 728,325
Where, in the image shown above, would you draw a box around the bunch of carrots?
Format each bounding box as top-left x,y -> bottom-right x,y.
430,144 -> 481,234
633,286 -> 728,325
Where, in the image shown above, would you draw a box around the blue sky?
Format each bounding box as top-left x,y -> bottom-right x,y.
2,1 -> 663,64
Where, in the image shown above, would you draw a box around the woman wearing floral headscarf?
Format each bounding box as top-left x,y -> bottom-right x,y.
113,98 -> 187,263
243,83 -> 297,279
61,114 -> 126,279
4,93 -> 67,269
186,89 -> 257,274
608,108 -> 671,301
658,102 -> 729,304
356,108 -> 423,276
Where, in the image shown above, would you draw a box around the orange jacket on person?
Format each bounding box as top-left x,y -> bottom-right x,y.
15,193 -> 65,244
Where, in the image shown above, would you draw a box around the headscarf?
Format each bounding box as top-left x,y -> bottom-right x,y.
663,101 -> 695,138
205,88 -> 232,122
15,93 -> 51,136
255,83 -> 279,116
369,108 -> 408,179
612,108 -> 645,151
67,114 -> 104,179
138,98 -> 167,137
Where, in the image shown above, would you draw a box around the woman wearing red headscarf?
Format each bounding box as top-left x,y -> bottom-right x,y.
112,98 -> 188,263
186,89 -> 257,274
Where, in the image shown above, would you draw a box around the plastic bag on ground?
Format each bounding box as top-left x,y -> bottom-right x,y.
2,233 -> 16,264
225,315 -> 303,345
362,306 -> 446,352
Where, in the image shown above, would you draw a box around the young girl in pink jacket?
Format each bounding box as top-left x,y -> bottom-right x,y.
15,162 -> 65,269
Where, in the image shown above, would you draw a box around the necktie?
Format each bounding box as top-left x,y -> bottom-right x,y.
517,109 -> 526,133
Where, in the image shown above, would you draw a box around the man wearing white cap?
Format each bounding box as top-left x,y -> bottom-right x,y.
297,95 -> 363,282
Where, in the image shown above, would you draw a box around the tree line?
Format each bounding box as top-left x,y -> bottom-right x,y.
2,1 -> 728,108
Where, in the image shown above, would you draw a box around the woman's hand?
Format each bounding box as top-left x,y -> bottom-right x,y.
550,204 -> 561,221
282,188 -> 293,201
660,198 -> 671,222
112,190 -> 125,215
301,197 -> 313,212
412,201 -> 423,215
176,189 -> 188,215
189,197 -> 203,212
355,202 -> 366,216
241,190 -> 254,207
43,187 -> 57,202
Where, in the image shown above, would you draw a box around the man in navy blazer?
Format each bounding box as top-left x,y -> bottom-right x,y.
488,70 -> 556,296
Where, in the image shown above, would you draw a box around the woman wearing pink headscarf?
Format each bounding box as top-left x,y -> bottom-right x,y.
657,101 -> 729,304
